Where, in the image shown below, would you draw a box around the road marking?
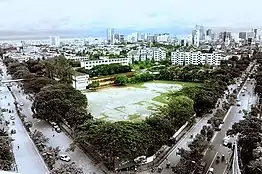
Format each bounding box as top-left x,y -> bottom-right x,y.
165,117 -> 206,159
222,164 -> 228,174
206,152 -> 218,174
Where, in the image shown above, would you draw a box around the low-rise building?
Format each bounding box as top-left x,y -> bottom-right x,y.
80,57 -> 130,70
72,72 -> 91,90
171,51 -> 222,66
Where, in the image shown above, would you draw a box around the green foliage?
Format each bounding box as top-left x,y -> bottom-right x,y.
32,83 -> 88,127
88,81 -> 99,90
51,163 -> 83,174
0,137 -> 13,170
115,75 -> 128,85
129,73 -> 154,83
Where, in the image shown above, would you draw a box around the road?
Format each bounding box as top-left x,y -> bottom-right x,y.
0,63 -> 49,174
0,62 -> 104,174
203,69 -> 257,173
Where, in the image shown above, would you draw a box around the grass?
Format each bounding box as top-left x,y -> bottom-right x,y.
151,80 -> 202,88
147,105 -> 158,111
127,80 -> 201,89
134,101 -> 145,106
128,113 -> 141,121
126,83 -> 146,88
114,106 -> 126,111
97,113 -> 109,120
152,93 -> 170,104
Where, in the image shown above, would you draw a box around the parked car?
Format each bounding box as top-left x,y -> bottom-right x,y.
55,127 -> 61,133
19,102 -> 24,106
60,155 -> 71,162
10,116 -> 15,120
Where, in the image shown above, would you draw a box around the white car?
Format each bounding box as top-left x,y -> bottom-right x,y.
243,87 -> 247,90
237,101 -> 241,106
19,102 -> 24,106
223,136 -> 230,146
60,155 -> 71,162
10,116 -> 15,120
207,167 -> 214,174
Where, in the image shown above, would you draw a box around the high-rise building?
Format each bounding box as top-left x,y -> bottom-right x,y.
219,31 -> 231,42
50,36 -> 60,47
206,29 -> 212,36
107,28 -> 115,44
239,32 -> 247,40
253,29 -> 258,39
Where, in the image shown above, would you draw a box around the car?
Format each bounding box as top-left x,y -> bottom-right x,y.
50,122 -> 57,126
55,127 -> 61,133
223,136 -> 230,146
10,116 -> 15,120
19,102 -> 24,106
242,94 -> 245,96
237,101 -> 241,106
60,155 -> 71,162
207,167 -> 214,174
244,87 -> 247,90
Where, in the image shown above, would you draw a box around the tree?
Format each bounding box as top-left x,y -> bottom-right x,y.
32,84 -> 88,126
51,163 -> 83,174
115,75 -> 128,85
23,76 -> 56,94
227,117 -> 262,174
0,137 -> 13,170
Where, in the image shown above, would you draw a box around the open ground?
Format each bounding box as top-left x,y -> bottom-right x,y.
83,80 -> 199,121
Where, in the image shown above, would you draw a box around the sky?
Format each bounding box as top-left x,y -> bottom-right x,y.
0,0 -> 261,34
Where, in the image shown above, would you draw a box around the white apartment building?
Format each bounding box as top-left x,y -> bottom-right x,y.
72,73 -> 91,90
171,51 -> 222,66
127,48 -> 166,62
80,57 -> 130,70
65,55 -> 89,62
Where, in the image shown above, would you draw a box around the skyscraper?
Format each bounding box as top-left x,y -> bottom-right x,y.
253,29 -> 258,39
107,28 -> 115,44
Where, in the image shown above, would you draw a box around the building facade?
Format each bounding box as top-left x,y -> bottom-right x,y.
80,57 -> 130,70
127,48 -> 166,62
72,73 -> 91,90
171,51 -> 222,66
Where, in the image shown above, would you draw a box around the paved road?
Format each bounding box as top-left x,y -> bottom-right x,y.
203,68 -> 257,174
0,64 -> 49,174
0,62 -> 104,174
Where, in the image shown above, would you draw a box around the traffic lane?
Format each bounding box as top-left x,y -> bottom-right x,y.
203,106 -> 238,173
160,117 -> 212,171
204,90 -> 256,173
207,146 -> 231,174
11,84 -> 104,174
1,86 -> 49,174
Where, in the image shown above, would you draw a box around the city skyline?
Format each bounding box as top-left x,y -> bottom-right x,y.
0,0 -> 262,35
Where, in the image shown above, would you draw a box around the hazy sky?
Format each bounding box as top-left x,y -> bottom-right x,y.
0,0 -> 260,31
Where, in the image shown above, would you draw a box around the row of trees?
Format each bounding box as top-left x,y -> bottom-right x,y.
165,54 -> 253,173
3,57 -> 90,173
76,63 -> 132,77
226,52 -> 262,174
0,130 -> 13,171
